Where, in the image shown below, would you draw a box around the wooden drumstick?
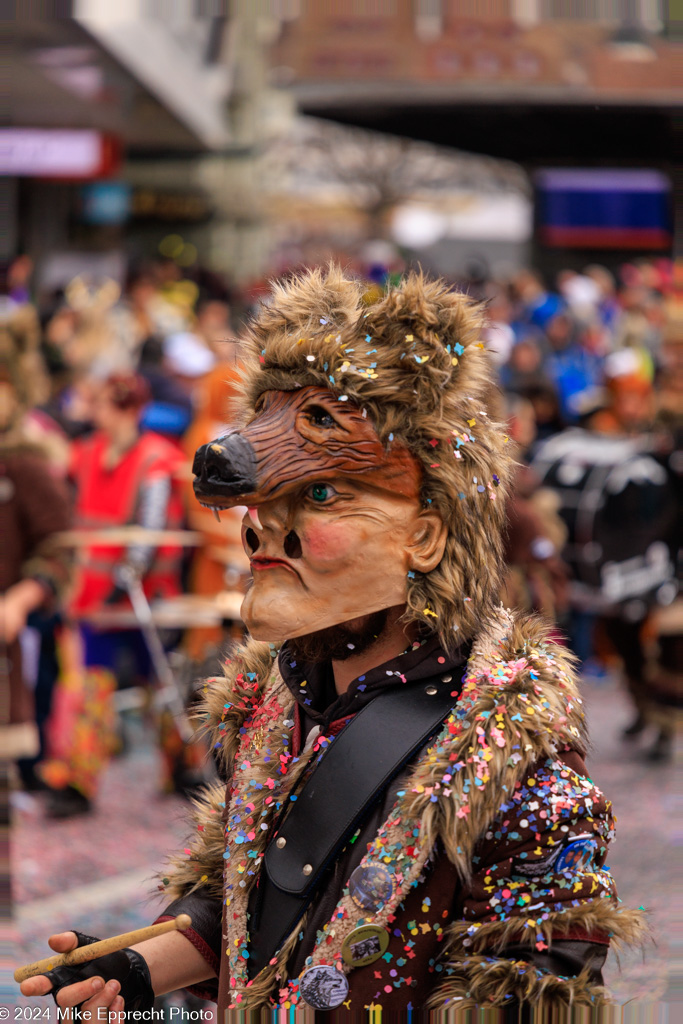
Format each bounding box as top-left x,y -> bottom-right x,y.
14,914 -> 192,983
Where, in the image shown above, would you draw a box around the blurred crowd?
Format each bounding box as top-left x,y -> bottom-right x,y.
1,250 -> 680,821
473,258 -> 681,765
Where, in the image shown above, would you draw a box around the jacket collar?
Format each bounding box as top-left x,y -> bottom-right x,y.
278,632 -> 471,731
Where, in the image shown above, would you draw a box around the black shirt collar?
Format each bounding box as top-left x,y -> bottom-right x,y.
278,631 -> 470,731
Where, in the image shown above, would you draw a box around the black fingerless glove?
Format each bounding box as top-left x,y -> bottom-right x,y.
44,932 -> 155,1011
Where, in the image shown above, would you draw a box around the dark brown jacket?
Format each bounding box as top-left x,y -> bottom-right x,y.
157,612 -> 646,1012
1,444 -> 71,726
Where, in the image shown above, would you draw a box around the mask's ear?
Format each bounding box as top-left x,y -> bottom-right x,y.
406,510 -> 448,573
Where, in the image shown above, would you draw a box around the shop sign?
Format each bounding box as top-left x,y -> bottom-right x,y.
0,129 -> 120,179
130,188 -> 213,223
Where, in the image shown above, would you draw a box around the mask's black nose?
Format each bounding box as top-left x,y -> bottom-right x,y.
192,432 -> 258,503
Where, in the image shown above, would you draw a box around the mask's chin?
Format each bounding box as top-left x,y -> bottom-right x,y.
241,576 -> 408,645
285,609 -> 391,664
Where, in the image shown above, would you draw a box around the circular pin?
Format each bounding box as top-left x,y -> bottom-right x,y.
298,964 -> 349,1010
348,863 -> 394,912
555,837 -> 598,874
341,925 -> 390,967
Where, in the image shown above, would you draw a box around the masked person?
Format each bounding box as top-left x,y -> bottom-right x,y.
21,270 -> 645,1013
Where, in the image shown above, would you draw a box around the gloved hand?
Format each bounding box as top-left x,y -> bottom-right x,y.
43,932 -> 154,1011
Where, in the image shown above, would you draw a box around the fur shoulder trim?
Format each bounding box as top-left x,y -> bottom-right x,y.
469,607 -> 586,756
427,903 -> 649,1009
403,608 -> 587,877
159,780 -> 227,901
199,637 -> 276,777
427,955 -> 610,1010
445,901 -> 650,960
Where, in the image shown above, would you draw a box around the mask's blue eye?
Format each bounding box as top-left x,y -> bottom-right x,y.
308,482 -> 336,503
308,407 -> 336,428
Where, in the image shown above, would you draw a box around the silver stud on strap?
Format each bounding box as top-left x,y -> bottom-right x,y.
426,685 -> 438,695
276,837 -> 286,849
441,675 -> 452,683
303,863 -> 313,875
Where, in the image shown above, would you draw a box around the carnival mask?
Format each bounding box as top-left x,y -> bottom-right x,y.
193,386 -> 447,642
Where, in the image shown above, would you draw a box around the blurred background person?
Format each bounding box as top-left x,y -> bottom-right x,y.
588,348 -> 655,436
162,294 -> 233,387
41,373 -> 185,817
137,336 -> 194,442
108,267 -> 190,368
0,354 -> 71,775
1,259 -> 50,411
182,360 -> 249,660
501,395 -> 568,632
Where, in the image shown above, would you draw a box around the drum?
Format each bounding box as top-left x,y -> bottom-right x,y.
531,429 -> 678,617
75,591 -> 244,630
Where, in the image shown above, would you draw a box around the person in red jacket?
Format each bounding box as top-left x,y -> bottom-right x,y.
69,373 -> 185,615
46,373 -> 185,817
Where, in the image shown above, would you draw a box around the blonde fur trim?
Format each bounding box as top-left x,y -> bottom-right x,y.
443,901 -> 650,958
427,954 -> 611,1010
403,609 -> 586,880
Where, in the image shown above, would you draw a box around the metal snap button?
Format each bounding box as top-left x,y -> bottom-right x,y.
426,685 -> 438,695
276,837 -> 286,849
303,863 -> 313,875
441,675 -> 452,683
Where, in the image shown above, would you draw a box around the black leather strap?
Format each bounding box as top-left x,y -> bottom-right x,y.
248,676 -> 458,976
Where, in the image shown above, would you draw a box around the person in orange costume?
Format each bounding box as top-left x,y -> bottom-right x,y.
182,362 -> 250,660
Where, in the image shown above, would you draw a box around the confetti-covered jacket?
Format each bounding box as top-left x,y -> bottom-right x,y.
157,609 -> 646,1012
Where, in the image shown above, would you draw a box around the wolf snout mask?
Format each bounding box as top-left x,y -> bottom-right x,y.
192,267 -> 512,645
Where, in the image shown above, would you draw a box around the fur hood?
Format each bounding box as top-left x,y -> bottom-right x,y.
228,267 -> 514,649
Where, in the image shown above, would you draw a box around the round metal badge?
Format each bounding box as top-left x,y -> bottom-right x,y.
298,964 -> 349,1010
348,862 -> 394,911
555,836 -> 598,874
341,925 -> 390,967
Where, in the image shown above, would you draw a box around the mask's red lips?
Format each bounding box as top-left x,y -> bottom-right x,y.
250,556 -> 298,575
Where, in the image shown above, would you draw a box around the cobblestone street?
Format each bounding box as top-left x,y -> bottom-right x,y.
8,675 -> 680,1014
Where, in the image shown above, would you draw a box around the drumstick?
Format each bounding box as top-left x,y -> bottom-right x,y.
14,914 -> 192,983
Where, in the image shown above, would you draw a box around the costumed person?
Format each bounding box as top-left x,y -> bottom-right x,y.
182,360 -> 249,661
586,349 -> 677,759
501,395 -> 568,631
624,308 -> 683,763
20,269 -> 645,1013
587,349 -> 655,437
0,356 -> 71,766
41,373 -> 186,817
